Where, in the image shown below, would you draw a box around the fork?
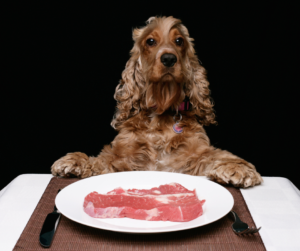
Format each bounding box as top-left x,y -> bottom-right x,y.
230,211 -> 261,235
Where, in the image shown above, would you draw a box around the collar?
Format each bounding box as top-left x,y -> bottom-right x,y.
178,99 -> 190,111
150,97 -> 190,111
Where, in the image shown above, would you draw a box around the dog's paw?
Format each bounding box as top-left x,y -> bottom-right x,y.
51,152 -> 89,178
206,162 -> 263,188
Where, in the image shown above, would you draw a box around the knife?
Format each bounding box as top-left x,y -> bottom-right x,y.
39,189 -> 62,248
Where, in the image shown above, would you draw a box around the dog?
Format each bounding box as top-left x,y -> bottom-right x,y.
51,16 -> 263,188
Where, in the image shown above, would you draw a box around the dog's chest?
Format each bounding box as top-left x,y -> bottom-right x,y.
144,129 -> 181,152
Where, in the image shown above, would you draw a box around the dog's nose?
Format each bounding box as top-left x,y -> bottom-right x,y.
160,53 -> 177,67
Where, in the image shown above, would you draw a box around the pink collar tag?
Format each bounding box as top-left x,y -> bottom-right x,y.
173,122 -> 183,134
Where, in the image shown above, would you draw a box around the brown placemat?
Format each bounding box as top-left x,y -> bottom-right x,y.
13,177 -> 266,251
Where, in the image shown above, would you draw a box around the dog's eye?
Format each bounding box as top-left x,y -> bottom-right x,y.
175,37 -> 184,46
146,38 -> 156,46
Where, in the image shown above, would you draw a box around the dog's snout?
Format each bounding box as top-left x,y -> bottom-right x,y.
160,53 -> 177,67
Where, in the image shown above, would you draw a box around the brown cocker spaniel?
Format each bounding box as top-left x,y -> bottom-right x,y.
51,16 -> 263,187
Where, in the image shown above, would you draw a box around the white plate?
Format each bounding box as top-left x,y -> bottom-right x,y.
56,171 -> 234,233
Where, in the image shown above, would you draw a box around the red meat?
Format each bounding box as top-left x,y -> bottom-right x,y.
83,183 -> 205,222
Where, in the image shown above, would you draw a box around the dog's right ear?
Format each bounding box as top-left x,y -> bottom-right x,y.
111,19 -> 154,130
110,33 -> 146,130
110,57 -> 140,130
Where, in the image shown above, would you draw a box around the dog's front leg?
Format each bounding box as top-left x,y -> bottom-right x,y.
51,134 -> 154,178
51,149 -> 116,178
203,149 -> 263,187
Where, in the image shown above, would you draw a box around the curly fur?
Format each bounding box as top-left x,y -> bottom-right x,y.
51,16 -> 263,188
111,16 -> 215,129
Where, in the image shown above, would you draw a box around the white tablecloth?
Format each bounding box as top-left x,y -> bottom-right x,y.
0,174 -> 300,251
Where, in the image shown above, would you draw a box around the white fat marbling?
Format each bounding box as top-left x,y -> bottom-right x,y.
145,208 -> 160,220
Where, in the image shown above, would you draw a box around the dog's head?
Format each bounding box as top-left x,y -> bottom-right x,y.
112,16 -> 216,129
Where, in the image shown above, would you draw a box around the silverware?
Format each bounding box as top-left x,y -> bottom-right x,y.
39,189 -> 62,248
230,211 -> 261,235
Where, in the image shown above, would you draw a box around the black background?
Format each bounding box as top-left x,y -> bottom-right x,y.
2,2 -> 299,190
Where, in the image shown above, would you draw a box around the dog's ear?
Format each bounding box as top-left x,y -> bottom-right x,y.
186,57 -> 216,126
177,24 -> 216,126
111,21 -> 152,130
111,36 -> 146,130
110,57 -> 142,130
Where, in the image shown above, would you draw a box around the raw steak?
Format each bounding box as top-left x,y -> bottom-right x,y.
83,183 -> 205,222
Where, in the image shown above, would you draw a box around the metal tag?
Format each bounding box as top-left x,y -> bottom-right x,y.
173,122 -> 183,134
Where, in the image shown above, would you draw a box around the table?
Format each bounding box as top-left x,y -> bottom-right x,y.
1,174 -> 300,251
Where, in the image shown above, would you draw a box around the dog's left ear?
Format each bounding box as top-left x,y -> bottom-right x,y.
178,24 -> 216,126
187,58 -> 216,126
